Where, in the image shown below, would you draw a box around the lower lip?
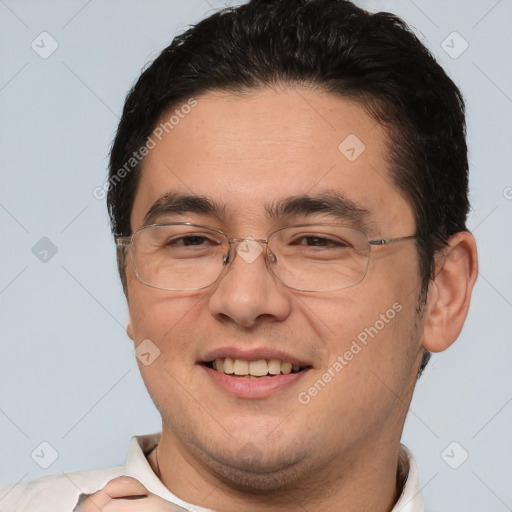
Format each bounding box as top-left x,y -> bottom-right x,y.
201,365 -> 310,399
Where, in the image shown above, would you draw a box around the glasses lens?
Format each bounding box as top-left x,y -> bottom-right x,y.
131,224 -> 228,290
268,225 -> 370,291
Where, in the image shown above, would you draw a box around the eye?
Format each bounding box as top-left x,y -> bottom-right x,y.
168,236 -> 209,246
165,234 -> 221,247
291,235 -> 350,248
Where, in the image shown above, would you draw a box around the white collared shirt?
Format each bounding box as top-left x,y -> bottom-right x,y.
0,434 -> 424,511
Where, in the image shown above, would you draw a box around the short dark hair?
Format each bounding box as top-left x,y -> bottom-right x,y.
108,0 -> 470,374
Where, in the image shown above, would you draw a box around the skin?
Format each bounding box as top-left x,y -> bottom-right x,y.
81,87 -> 478,511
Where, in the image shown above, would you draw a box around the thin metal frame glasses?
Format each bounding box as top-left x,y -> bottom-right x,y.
115,222 -> 417,292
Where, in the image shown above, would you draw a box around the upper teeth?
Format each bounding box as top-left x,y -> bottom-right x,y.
213,358 -> 301,377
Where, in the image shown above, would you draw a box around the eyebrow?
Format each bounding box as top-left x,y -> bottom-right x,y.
142,191 -> 375,231
266,192 -> 376,231
143,193 -> 226,226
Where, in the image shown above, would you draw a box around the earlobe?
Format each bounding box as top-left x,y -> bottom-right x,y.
126,321 -> 135,341
421,231 -> 478,353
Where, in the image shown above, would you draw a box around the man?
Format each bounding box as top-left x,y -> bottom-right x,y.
0,0 -> 478,510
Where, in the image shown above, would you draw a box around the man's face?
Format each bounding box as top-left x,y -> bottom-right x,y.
126,87 -> 425,487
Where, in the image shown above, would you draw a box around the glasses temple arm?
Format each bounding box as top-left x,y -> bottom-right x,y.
368,234 -> 417,246
114,236 -> 133,247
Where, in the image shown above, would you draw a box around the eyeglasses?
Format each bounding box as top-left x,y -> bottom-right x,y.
115,223 -> 417,292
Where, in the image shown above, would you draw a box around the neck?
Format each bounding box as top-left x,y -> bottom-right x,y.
149,429 -> 406,512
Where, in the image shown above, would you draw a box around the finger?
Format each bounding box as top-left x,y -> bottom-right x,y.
73,477 -> 149,511
101,495 -> 191,512
101,476 -> 150,499
73,491 -> 111,512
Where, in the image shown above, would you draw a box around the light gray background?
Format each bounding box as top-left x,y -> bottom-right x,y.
0,0 -> 511,510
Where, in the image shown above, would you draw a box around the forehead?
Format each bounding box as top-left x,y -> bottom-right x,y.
131,87 -> 414,235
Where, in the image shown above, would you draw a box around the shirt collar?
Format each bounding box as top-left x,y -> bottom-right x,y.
392,444 -> 424,511
124,434 -> 423,512
124,433 -> 213,512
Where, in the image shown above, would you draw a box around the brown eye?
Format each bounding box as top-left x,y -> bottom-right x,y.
292,235 -> 349,248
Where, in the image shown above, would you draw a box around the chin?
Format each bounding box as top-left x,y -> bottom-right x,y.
194,442 -> 317,494
164,411 -> 318,492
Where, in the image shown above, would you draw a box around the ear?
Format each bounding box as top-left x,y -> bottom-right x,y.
126,320 -> 135,341
421,231 -> 478,353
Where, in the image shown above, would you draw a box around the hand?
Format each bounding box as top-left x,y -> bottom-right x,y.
74,476 -> 189,511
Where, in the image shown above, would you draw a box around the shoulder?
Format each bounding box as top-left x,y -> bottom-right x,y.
0,466 -> 124,512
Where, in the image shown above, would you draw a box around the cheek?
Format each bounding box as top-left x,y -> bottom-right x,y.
127,290 -> 208,400
296,249 -> 422,386
298,287 -> 405,356
126,271 -> 207,356
295,293 -> 420,433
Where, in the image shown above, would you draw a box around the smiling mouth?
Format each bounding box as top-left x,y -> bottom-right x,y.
204,358 -> 309,378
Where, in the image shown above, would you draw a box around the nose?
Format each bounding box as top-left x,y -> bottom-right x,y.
207,238 -> 292,329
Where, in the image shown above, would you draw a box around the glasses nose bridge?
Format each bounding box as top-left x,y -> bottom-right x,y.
224,236 -> 271,266
228,236 -> 269,246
